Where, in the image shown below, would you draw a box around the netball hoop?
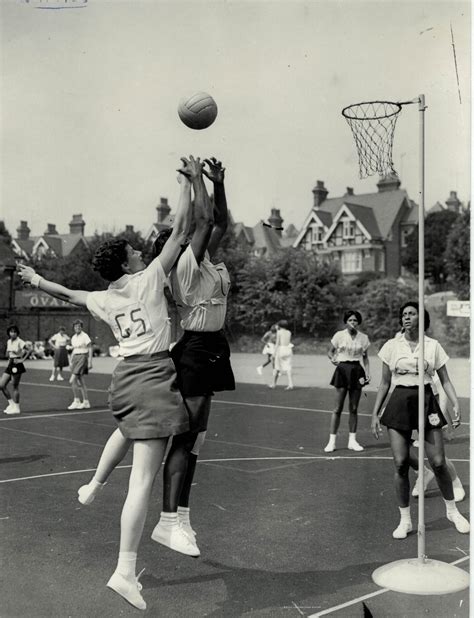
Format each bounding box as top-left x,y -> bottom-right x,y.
342,95 -> 469,595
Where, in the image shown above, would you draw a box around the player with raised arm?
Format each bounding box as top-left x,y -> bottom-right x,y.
18,156 -> 200,611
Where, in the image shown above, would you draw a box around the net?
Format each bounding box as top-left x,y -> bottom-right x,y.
342,101 -> 402,179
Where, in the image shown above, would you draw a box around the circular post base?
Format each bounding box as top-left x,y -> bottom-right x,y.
373,558 -> 469,595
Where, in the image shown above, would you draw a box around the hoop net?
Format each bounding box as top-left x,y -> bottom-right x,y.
342,101 -> 402,179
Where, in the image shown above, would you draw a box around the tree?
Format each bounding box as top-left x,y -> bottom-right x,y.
402,210 -> 460,284
0,221 -> 12,245
444,209 -> 470,299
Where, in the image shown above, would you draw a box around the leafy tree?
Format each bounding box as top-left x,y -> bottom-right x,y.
402,210 -> 460,283
0,221 -> 12,244
444,209 -> 470,299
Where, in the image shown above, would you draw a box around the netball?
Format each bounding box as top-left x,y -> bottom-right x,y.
177,92 -> 218,130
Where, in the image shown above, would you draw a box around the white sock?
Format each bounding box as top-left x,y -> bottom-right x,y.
83,400 -> 90,405
159,511 -> 178,526
116,551 -> 137,579
7,399 -> 14,406
327,434 -> 336,443
73,398 -> 80,403
349,433 -> 358,442
89,477 -> 105,489
452,476 -> 463,488
399,506 -> 411,522
444,499 -> 457,515
177,506 -> 190,525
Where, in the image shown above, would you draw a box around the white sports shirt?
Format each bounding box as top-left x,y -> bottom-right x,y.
71,332 -> 92,355
378,335 -> 449,387
331,329 -> 370,362
170,246 -> 230,332
86,258 -> 171,356
7,338 -> 26,359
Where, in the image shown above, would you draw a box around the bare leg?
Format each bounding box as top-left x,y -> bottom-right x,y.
424,428 -> 453,500
0,373 -> 12,402
329,388 -> 347,435
347,389 -> 362,433
387,428 -> 411,507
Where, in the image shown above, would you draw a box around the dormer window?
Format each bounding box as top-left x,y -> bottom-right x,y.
342,219 -> 355,239
312,226 -> 324,243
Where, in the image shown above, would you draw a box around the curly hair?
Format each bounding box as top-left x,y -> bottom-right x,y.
92,239 -> 129,282
343,310 -> 362,325
399,301 -> 430,331
6,324 -> 19,337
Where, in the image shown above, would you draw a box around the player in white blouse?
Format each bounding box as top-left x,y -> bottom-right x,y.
325,310 -> 370,453
371,302 -> 469,539
18,156 -> 200,611
1,325 -> 30,414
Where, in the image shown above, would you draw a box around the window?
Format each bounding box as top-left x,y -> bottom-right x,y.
312,226 -> 324,243
342,218 -> 355,239
401,228 -> 411,247
379,250 -> 385,272
341,250 -> 362,273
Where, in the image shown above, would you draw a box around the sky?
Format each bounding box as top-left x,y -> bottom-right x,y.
0,0 -> 471,239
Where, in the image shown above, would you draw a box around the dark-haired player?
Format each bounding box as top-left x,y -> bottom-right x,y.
325,310 -> 370,452
1,325 -> 30,415
18,156 -> 200,611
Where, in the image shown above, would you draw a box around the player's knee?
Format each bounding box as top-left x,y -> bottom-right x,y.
393,458 -> 409,477
191,431 -> 207,456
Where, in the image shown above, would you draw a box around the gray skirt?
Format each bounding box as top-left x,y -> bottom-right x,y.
109,351 -> 189,440
70,353 -> 88,375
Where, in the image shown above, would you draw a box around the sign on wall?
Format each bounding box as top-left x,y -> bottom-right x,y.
15,291 -> 72,309
446,300 -> 470,318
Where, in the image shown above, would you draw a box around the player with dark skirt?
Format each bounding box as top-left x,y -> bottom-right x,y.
76,156 -> 234,559
1,325 -> 30,415
48,326 -> 70,382
371,301 -> 469,539
324,310 -> 370,452
18,155 -> 199,611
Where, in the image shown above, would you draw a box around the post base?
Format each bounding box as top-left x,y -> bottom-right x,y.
373,558 -> 469,595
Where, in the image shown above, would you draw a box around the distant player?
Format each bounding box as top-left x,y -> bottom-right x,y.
270,320 -> 294,390
48,326 -> 70,382
67,320 -> 93,410
1,325 -> 30,415
256,324 -> 277,376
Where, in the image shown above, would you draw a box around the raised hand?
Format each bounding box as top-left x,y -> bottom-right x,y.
203,157 -> 225,184
177,155 -> 204,181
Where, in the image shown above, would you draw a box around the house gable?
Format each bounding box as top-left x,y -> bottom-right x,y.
293,210 -> 332,249
323,204 -> 374,246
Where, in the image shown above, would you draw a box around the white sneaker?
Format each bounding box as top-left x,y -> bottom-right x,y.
81,400 -> 91,409
78,482 -> 105,505
324,441 -> 336,453
178,519 -> 197,538
107,570 -> 146,611
392,521 -> 413,539
348,440 -> 364,452
3,402 -> 14,414
412,469 -> 435,497
4,404 -> 20,415
447,510 -> 470,534
256,366 -> 263,376
49,376 -> 55,382
67,400 -> 82,410
57,375 -> 64,382
151,522 -> 200,557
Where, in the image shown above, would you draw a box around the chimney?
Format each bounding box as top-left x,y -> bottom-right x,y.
156,197 -> 171,224
44,223 -> 58,236
445,191 -> 461,213
312,180 -> 328,208
377,174 -> 401,192
345,187 -> 354,196
17,221 -> 30,241
125,225 -> 134,233
268,208 -> 283,236
69,214 -> 85,235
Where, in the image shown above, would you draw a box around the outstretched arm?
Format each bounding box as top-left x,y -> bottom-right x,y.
189,163 -> 214,264
17,265 -> 89,307
158,156 -> 201,274
203,157 -> 228,258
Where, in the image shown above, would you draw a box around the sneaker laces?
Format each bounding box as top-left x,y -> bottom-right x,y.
136,568 -> 145,591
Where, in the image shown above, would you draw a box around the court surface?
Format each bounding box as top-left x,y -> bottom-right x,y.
0,368 -> 469,617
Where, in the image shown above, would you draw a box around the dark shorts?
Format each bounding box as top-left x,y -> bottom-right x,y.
4,360 -> 26,376
330,361 -> 366,390
170,330 -> 235,398
380,385 -> 447,432
109,351 -> 189,440
70,353 -> 89,376
54,347 -> 69,369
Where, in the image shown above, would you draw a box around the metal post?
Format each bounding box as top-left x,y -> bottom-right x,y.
417,94 -> 426,563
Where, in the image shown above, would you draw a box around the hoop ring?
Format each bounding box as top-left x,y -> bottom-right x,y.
342,100 -> 402,121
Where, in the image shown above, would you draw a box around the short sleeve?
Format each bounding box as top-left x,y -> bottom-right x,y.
330,331 -> 342,348
83,333 -> 92,346
86,291 -> 108,322
433,341 -> 449,370
378,339 -> 393,366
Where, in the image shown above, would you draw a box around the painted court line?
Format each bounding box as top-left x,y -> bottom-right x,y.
308,555 -> 470,617
0,408 -> 110,422
4,453 -> 467,484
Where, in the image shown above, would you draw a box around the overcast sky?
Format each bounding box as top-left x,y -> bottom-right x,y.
1,0 -> 470,239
